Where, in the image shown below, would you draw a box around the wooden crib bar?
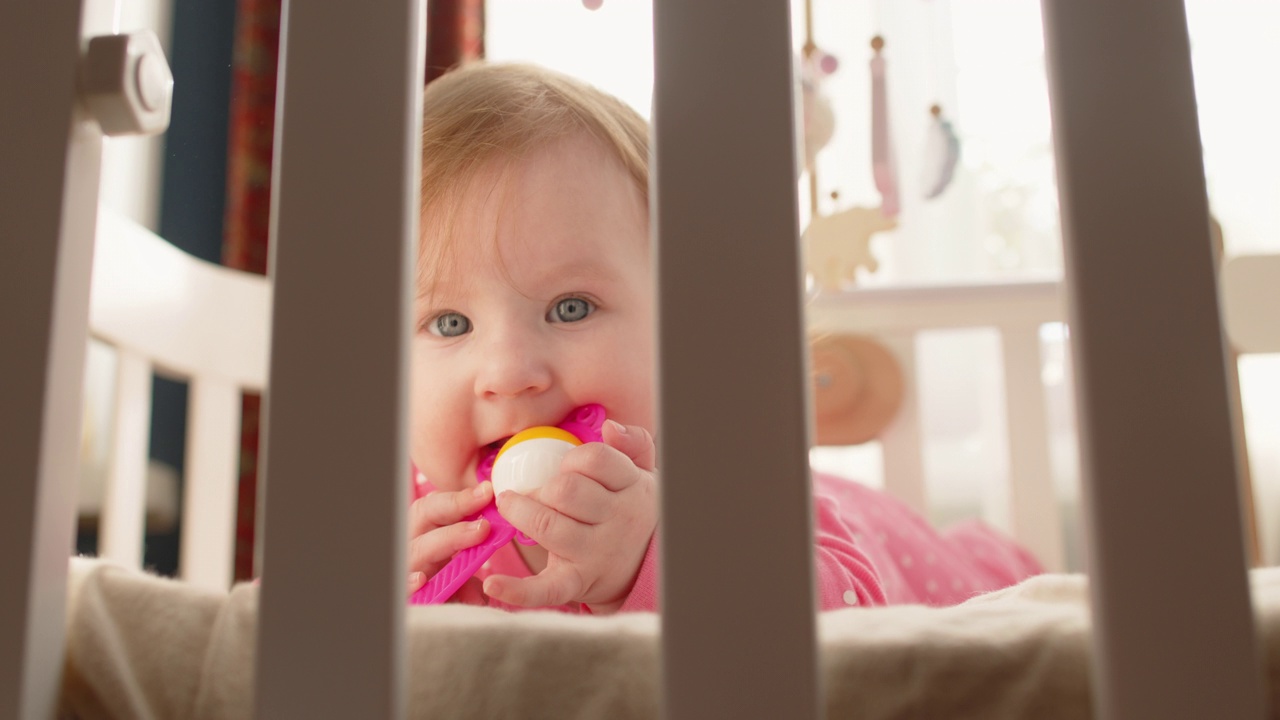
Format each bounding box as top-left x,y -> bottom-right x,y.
252,0 -> 423,717
0,2 -> 125,717
1041,0 -> 1265,717
0,0 -> 117,716
653,1 -> 821,718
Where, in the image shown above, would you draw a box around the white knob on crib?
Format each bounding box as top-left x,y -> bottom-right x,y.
79,31 -> 173,136
491,437 -> 578,497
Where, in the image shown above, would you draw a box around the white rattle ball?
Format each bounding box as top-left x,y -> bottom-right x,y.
491,427 -> 582,497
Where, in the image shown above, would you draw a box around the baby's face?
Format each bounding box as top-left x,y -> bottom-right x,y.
411,134 -> 655,491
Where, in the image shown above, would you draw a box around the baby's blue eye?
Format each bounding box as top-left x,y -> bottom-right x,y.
430,312 -> 471,337
548,297 -> 594,323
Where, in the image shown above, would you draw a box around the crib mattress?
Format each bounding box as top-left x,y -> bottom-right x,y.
58,557 -> 1280,720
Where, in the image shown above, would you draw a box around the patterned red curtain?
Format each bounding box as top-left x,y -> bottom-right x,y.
222,0 -> 485,581
427,0 -> 485,83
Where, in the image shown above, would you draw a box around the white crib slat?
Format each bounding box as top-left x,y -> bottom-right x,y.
99,351 -> 153,569
0,1 -> 113,717
253,1 -> 423,717
878,333 -> 928,515
1041,1 -> 1265,718
1000,326 -> 1064,572
653,2 -> 820,719
180,377 -> 240,590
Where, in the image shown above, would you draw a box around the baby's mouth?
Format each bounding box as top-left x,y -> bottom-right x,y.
475,436 -> 512,482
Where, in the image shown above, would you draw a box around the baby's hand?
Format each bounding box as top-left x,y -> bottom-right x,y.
484,419 -> 658,613
406,482 -> 494,605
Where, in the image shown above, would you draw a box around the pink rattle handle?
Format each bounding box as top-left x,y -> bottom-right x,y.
409,404 -> 606,606
409,504 -> 518,605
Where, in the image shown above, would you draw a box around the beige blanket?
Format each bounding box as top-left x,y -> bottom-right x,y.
59,557 -> 1280,719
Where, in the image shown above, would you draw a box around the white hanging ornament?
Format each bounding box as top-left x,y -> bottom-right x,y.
921,104 -> 960,199
800,46 -> 838,172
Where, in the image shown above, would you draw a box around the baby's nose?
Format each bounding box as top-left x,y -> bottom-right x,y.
474,338 -> 553,399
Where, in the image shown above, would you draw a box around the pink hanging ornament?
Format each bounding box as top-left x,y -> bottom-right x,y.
870,36 -> 900,218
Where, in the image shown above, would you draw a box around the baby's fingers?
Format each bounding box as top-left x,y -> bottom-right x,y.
535,472 -> 613,525
407,518 -> 490,575
483,566 -> 585,608
497,491 -> 588,556
602,420 -> 656,472
407,564 -> 486,604
408,571 -> 426,595
409,482 -> 492,537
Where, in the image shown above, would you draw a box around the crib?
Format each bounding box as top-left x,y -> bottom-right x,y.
3,0 -> 1277,718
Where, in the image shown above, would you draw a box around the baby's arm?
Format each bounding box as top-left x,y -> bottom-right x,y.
483,420 -> 658,613
812,493 -> 886,609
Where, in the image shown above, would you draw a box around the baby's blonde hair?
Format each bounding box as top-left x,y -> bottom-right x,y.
418,62 -> 649,294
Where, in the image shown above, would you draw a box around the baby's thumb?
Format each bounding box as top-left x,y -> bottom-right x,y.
603,419 -> 657,472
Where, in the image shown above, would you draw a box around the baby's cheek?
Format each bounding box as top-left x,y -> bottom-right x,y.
408,416 -> 470,491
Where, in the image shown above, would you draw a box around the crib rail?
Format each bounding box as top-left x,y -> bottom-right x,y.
5,0 -> 1272,718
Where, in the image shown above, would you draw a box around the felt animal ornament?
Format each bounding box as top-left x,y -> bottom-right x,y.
803,202 -> 898,292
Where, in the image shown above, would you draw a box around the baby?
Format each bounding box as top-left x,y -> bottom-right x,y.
405,62 -> 1041,614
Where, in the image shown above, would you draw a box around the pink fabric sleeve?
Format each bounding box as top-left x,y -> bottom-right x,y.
612,532 -> 660,613
606,496 -> 887,615
812,493 -> 887,609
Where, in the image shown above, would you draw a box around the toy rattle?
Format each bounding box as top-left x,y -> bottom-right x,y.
408,403 -> 606,605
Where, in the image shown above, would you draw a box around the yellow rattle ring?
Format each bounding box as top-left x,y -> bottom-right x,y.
491,427 -> 582,497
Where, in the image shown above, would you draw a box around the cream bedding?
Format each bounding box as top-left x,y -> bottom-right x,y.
59,557 -> 1280,720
